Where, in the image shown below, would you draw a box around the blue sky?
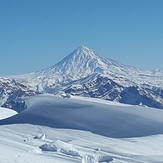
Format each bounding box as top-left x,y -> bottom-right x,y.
0,0 -> 163,76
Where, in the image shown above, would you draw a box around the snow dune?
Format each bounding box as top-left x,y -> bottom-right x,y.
1,94 -> 163,138
1,95 -> 163,162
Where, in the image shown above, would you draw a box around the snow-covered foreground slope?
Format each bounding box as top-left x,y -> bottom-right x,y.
1,94 -> 163,138
1,123 -> 163,163
1,95 -> 163,162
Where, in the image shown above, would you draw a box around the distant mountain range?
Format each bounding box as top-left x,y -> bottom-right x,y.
1,46 -> 163,111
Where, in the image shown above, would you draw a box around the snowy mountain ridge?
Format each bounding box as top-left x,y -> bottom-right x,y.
2,46 -> 163,109
11,46 -> 163,87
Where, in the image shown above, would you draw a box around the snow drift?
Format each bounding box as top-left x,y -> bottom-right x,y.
1,94 -> 163,138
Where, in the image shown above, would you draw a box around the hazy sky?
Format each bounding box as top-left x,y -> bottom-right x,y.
0,0 -> 163,76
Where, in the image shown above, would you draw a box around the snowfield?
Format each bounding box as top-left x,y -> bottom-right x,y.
1,94 -> 163,162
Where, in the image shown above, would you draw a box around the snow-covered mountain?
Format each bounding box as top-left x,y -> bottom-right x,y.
2,46 -> 163,110
38,46 -> 142,78
0,77 -> 38,112
64,74 -> 163,109
8,46 -> 143,90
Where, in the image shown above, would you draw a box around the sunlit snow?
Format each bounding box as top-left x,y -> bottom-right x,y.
0,95 -> 163,162
0,107 -> 17,120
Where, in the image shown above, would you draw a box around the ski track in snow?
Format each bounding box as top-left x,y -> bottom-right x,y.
1,95 -> 163,162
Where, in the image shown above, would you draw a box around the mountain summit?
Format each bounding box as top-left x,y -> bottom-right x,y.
40,46 -> 108,78
40,45 -> 106,77
37,46 -> 141,80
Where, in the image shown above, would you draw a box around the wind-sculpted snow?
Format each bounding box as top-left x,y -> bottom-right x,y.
40,140 -> 81,157
81,155 -> 113,163
1,96 -> 163,162
1,94 -> 163,138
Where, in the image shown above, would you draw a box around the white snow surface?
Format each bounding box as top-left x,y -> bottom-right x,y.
1,95 -> 163,162
2,94 -> 163,138
0,107 -> 17,120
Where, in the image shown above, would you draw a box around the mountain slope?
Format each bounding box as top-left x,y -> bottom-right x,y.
0,77 -> 38,112
64,74 -> 163,109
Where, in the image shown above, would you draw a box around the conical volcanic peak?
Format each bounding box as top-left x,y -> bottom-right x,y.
74,45 -> 92,53
73,46 -> 100,57
59,46 -> 102,63
41,46 -> 107,77
41,46 -> 141,79
10,46 -> 144,83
